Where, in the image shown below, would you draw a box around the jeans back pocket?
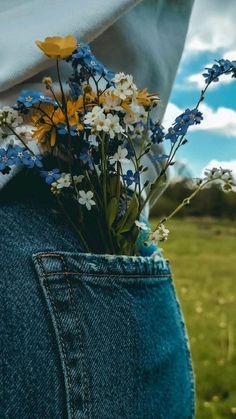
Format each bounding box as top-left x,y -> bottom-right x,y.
32,252 -> 195,419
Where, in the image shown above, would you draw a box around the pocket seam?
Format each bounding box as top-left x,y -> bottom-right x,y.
36,254 -> 76,419
36,254 -> 93,419
61,256 -> 93,419
43,276 -> 76,419
37,270 -> 171,279
34,252 -> 171,279
169,281 -> 195,418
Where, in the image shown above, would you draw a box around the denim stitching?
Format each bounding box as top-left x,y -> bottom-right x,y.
35,252 -> 171,279
37,271 -> 171,279
61,254 -> 92,419
36,255 -> 75,419
51,254 -> 78,419
169,281 -> 195,418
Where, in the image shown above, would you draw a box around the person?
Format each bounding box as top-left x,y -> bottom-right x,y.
0,1 -> 195,418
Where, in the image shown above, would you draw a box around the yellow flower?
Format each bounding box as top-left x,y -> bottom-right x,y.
35,35 -> 77,59
33,123 -> 57,147
136,88 -> 160,108
74,92 -> 97,112
53,101 -> 83,131
31,100 -> 83,147
31,110 -> 56,146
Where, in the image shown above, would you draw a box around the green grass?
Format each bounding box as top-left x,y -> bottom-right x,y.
150,217 -> 236,419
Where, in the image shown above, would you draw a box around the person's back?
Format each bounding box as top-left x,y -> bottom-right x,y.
0,1 -> 195,417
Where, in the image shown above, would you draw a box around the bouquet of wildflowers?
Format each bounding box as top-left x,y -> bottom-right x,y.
0,35 -> 235,255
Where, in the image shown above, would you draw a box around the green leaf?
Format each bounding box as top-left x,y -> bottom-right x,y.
107,172 -> 121,198
116,193 -> 139,234
107,197 -> 119,228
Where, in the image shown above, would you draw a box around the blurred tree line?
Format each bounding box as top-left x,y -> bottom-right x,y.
150,181 -> 236,219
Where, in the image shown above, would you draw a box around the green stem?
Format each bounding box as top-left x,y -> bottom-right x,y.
126,134 -> 142,211
98,133 -> 116,253
98,133 -> 107,209
56,196 -> 90,252
89,72 -> 100,103
6,124 -> 35,155
84,169 -> 103,209
31,105 -> 56,126
48,86 -> 64,112
56,59 -> 77,192
138,71 -> 230,213
119,162 -> 128,211
153,180 -> 210,230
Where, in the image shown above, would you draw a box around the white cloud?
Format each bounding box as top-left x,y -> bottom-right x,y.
187,71 -> 232,90
163,102 -> 236,138
223,50 -> 236,61
185,19 -> 234,55
183,1 -> 236,57
187,72 -> 205,90
185,51 -> 236,91
192,103 -> 236,137
162,103 -> 182,128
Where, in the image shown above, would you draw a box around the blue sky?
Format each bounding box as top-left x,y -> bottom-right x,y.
163,0 -> 236,177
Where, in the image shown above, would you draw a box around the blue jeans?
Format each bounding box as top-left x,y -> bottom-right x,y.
0,175 -> 195,418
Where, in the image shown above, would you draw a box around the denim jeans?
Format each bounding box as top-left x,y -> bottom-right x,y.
0,174 -> 195,418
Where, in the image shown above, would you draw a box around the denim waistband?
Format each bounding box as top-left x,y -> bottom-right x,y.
33,252 -> 172,278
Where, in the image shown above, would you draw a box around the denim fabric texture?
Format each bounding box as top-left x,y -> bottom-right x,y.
0,173 -> 195,419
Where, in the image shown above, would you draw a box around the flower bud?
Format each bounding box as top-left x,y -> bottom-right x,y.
42,76 -> 53,89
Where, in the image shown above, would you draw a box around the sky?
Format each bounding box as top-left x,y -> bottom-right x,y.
163,0 -> 236,178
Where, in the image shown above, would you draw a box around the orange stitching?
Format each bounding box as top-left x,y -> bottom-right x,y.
35,254 -> 171,279
36,256 -> 75,418
37,270 -> 171,279
63,269 -> 93,418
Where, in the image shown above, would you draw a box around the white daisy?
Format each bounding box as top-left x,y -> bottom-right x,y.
93,113 -> 110,133
151,224 -> 170,242
123,101 -> 147,130
113,72 -> 134,84
84,106 -> 104,125
105,114 -> 124,139
123,113 -> 137,131
103,94 -> 123,112
78,190 -> 96,210
112,73 -> 137,100
114,83 -> 137,101
56,173 -> 72,189
109,146 -> 129,166
129,123 -> 145,140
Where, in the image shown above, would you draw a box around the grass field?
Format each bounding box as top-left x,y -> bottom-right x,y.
150,217 -> 236,419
